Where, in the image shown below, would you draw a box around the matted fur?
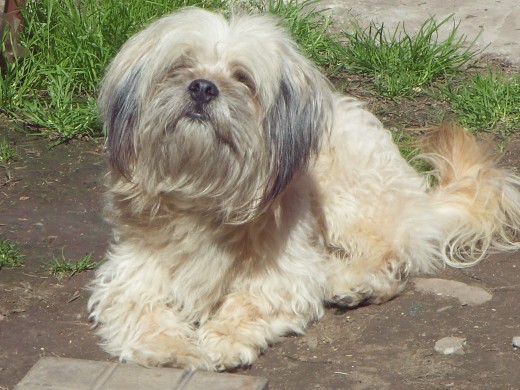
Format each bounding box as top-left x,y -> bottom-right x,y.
88,8 -> 520,370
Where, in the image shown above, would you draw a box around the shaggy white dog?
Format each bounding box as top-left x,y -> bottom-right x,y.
88,8 -> 520,370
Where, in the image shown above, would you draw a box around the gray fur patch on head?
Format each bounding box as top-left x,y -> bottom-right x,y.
262,77 -> 330,206
102,67 -> 142,178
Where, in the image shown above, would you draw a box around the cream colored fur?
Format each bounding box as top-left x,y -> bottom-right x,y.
88,8 -> 520,371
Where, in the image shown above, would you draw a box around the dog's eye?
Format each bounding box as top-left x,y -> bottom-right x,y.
167,55 -> 195,77
233,70 -> 256,93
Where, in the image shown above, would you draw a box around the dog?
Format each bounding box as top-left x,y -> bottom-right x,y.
88,7 -> 520,371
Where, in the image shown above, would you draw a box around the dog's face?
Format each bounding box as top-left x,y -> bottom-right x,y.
100,8 -> 333,222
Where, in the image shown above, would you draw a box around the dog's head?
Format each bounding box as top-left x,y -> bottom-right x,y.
100,7 -> 333,222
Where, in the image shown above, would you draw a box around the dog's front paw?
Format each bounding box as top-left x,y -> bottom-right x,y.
122,333 -> 214,371
198,324 -> 265,370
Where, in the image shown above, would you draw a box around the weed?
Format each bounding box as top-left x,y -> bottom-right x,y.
47,252 -> 97,279
264,0 -> 345,74
341,16 -> 481,97
442,70 -> 520,140
0,137 -> 17,164
0,238 -> 24,268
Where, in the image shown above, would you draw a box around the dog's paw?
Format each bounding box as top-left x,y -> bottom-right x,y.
327,260 -> 409,309
329,287 -> 373,308
198,326 -> 265,370
122,334 -> 214,370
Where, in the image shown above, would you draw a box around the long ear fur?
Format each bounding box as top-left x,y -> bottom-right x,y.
262,59 -> 333,205
99,60 -> 144,179
100,67 -> 143,179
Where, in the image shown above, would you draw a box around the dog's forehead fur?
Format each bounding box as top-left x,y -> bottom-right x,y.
123,8 -> 295,89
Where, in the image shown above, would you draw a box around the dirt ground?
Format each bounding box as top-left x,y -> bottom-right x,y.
1,106 -> 520,390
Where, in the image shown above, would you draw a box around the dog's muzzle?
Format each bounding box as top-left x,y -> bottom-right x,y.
187,79 -> 219,120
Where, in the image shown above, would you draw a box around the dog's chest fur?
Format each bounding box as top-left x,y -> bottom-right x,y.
109,176 -> 322,324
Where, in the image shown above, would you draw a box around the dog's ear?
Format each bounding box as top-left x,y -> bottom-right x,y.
99,66 -> 143,179
262,60 -> 332,205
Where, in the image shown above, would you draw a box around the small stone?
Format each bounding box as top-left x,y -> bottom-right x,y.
512,337 -> 520,348
434,337 -> 466,355
414,278 -> 492,306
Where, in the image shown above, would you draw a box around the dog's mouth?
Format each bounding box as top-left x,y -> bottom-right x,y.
186,109 -> 208,121
186,110 -> 208,121
185,102 -> 211,121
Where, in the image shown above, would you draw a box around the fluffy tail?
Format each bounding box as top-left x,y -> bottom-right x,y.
420,123 -> 520,268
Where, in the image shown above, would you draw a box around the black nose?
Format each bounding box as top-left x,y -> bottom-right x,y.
188,79 -> 219,103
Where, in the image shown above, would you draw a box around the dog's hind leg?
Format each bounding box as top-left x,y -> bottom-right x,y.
318,118 -> 520,308
325,249 -> 408,308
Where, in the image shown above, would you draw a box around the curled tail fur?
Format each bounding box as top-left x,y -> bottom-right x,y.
421,123 -> 520,268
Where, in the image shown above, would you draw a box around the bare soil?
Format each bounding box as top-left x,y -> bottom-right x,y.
1,88 -> 520,389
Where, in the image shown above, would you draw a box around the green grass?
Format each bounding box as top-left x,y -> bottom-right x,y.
341,16 -> 481,97
391,129 -> 433,173
442,71 -> 520,140
0,238 -> 24,268
0,137 -> 17,164
265,0 -> 345,74
47,252 -> 97,279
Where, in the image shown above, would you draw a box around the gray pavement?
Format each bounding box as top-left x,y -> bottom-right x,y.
14,358 -> 268,390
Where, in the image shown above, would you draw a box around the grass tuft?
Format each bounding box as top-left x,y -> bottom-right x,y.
0,238 -> 24,268
47,252 -> 97,279
391,129 -> 433,173
0,137 -> 17,164
264,0 -> 345,74
442,70 -> 520,140
341,16 -> 481,97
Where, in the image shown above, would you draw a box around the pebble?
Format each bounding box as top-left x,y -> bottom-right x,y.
413,278 -> 492,306
513,337 -> 520,348
434,337 -> 466,355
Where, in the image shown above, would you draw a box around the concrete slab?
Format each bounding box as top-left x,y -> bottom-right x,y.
14,357 -> 268,390
317,0 -> 519,64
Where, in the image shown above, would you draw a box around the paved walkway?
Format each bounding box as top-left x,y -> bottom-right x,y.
14,357 -> 268,390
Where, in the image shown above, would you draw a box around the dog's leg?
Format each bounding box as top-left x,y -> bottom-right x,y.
319,109 -> 520,308
198,289 -> 321,370
99,302 -> 211,369
198,292 -> 275,370
197,253 -> 326,370
88,245 -> 213,370
89,296 -> 212,370
320,184 -> 452,308
315,98 -> 437,308
325,238 -> 411,308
